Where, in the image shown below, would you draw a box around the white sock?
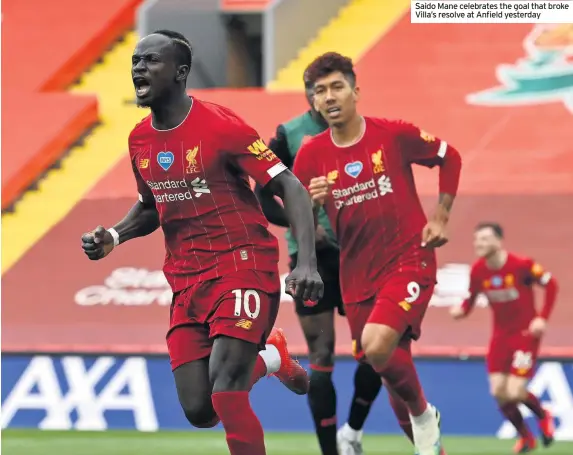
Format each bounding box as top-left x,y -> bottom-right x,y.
340,422 -> 363,441
410,404 -> 434,425
258,344 -> 281,374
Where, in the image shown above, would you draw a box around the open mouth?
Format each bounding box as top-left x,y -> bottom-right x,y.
133,77 -> 151,97
326,106 -> 341,117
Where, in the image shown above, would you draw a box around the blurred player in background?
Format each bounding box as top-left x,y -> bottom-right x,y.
450,222 -> 558,454
293,52 -> 462,455
81,30 -> 324,455
255,69 -> 384,455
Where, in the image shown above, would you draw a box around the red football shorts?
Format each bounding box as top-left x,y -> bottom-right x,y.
166,269 -> 281,370
486,332 -> 541,378
345,270 -> 435,362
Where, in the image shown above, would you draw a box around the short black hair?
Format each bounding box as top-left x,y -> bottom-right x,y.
303,67 -> 313,89
475,222 -> 504,239
152,29 -> 193,69
305,52 -> 357,87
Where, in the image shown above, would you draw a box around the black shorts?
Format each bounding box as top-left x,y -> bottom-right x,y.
290,247 -> 344,317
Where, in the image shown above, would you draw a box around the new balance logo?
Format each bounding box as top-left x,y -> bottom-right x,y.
377,175 -> 393,196
235,319 -> 253,330
190,178 -> 210,197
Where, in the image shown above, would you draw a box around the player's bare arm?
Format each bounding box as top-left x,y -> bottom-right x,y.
81,199 -> 160,260
257,181 -> 331,247
255,183 -> 289,228
422,193 -> 455,248
265,170 -> 324,302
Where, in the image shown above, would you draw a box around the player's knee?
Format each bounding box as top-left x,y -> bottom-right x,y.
308,346 -> 334,369
210,337 -> 259,392
211,368 -> 248,393
361,324 -> 398,370
188,413 -> 220,428
490,383 -> 508,402
505,390 -> 522,403
210,359 -> 252,393
303,322 -> 335,368
307,339 -> 335,388
180,399 -> 219,428
506,383 -> 528,403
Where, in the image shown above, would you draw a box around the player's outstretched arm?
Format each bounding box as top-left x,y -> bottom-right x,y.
81,200 -> 159,260
266,170 -> 324,301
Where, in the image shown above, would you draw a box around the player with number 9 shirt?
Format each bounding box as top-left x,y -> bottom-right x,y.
450,222 -> 558,454
292,52 -> 462,455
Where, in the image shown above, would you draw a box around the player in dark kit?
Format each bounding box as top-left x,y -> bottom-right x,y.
80,31 -> 323,455
255,69 -> 384,455
293,53 -> 463,455
450,223 -> 558,454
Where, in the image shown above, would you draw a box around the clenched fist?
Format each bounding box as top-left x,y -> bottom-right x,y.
285,265 -> 324,302
81,226 -> 115,260
308,176 -> 331,206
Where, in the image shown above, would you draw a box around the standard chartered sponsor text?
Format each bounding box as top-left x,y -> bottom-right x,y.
147,178 -> 210,204
332,175 -> 393,209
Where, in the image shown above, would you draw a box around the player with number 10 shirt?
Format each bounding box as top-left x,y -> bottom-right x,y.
81,30 -> 323,455
293,52 -> 462,455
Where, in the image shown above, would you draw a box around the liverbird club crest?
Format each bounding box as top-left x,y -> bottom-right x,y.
186,146 -> 199,174
466,25 -> 573,113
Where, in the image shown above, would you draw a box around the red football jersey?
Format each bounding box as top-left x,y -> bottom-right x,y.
293,117 -> 452,303
129,98 -> 287,292
464,253 -> 553,336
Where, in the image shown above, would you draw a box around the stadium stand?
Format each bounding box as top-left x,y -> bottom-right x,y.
2,4 -> 572,359
3,3 -> 573,446
1,0 -> 140,209
268,0 -> 410,90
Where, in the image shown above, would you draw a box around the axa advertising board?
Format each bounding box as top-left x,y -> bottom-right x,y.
1,355 -> 572,439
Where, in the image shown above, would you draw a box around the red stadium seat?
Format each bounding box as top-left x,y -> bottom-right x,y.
2,0 -> 140,208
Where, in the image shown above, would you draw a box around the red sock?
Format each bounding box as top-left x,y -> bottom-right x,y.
523,392 -> 545,419
386,386 -> 414,443
378,341 -> 428,416
212,391 -> 266,455
250,355 -> 268,389
500,403 -> 532,439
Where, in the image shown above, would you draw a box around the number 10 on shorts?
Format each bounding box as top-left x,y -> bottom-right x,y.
232,289 -> 261,318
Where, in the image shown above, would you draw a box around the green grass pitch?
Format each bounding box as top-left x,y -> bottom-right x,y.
2,430 -> 573,454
